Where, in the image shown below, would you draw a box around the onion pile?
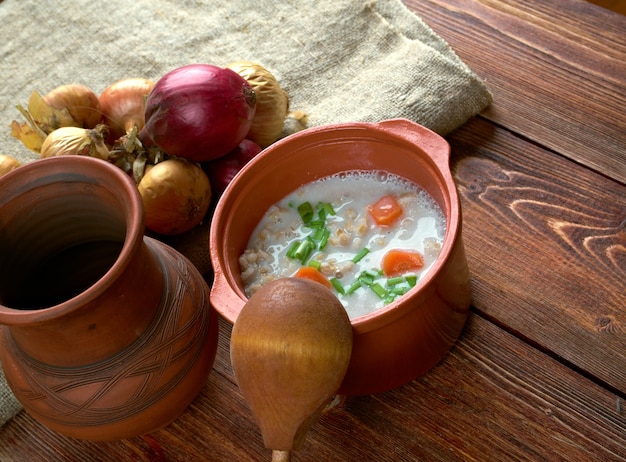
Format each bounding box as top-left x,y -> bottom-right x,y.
10,61 -> 293,236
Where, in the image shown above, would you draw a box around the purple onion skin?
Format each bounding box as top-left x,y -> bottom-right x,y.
204,139 -> 262,197
139,64 -> 256,162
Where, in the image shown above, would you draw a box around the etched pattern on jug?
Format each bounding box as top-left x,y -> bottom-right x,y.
8,256 -> 209,428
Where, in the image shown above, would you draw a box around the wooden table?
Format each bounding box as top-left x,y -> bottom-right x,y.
1,0 -> 624,460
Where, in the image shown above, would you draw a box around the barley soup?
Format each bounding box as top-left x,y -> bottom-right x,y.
239,170 -> 446,319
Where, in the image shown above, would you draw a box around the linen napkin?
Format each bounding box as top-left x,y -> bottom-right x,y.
0,0 -> 491,428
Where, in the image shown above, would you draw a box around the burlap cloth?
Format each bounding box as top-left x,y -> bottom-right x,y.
0,0 -> 491,428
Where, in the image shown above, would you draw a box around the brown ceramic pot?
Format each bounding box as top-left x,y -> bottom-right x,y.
0,156 -> 219,440
210,118 -> 471,396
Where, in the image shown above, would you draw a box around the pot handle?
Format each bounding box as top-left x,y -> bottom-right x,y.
210,268 -> 247,324
376,118 -> 451,170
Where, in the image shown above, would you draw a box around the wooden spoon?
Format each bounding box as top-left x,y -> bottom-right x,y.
230,278 -> 353,461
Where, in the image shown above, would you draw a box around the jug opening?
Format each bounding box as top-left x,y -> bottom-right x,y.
1,239 -> 123,310
0,181 -> 127,311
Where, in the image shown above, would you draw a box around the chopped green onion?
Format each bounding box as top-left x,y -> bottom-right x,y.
305,219 -> 325,229
317,202 -> 336,216
311,227 -> 327,241
293,237 -> 315,263
345,280 -> 362,294
390,286 -> 409,296
358,269 -> 381,286
318,228 -> 330,250
352,247 -> 370,263
358,272 -> 375,286
385,276 -> 406,287
330,277 -> 345,294
286,240 -> 300,259
405,275 -> 418,287
297,202 -> 314,224
308,260 -> 321,270
370,282 -> 389,299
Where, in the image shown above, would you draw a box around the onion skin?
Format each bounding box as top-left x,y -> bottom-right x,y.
99,78 -> 155,143
204,139 -> 262,197
138,158 -> 212,235
43,84 -> 102,129
139,64 -> 256,162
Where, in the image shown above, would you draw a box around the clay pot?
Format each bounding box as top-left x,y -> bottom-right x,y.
210,118 -> 471,396
0,156 -> 219,440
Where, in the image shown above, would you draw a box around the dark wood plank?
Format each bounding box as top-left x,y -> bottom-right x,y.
405,0 -> 626,183
588,0 -> 626,15
448,116 -> 626,393
1,316 -> 624,461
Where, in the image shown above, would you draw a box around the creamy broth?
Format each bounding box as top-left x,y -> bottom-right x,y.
239,170 -> 446,319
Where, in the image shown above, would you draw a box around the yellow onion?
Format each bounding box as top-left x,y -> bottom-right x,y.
138,158 -> 212,235
43,84 -> 103,129
0,154 -> 21,177
40,125 -> 110,160
99,78 -> 155,143
226,61 -> 289,147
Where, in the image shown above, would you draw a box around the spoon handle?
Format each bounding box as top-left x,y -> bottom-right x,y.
272,450 -> 291,461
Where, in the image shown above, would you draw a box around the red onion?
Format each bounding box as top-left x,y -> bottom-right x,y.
204,139 -> 262,197
139,64 -> 256,162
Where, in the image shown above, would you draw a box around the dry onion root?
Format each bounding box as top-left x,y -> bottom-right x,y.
40,125 -> 110,160
226,61 -> 289,147
0,154 -> 21,177
138,158 -> 212,235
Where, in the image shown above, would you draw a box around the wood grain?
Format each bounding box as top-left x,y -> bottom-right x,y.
1,1 -> 624,460
407,0 -> 626,183
1,316 -> 625,461
448,117 -> 626,394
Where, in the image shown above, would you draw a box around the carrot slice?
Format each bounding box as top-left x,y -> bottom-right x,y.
381,249 -> 424,277
368,195 -> 403,226
294,266 -> 332,289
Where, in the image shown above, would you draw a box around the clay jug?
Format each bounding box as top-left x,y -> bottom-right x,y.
0,156 -> 219,440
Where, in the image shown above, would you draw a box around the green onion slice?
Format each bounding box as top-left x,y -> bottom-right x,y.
352,247 -> 370,263
346,280 -> 362,294
370,282 -> 389,299
318,228 -> 330,250
330,277 -> 345,294
385,276 -> 405,287
297,202 -> 315,224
